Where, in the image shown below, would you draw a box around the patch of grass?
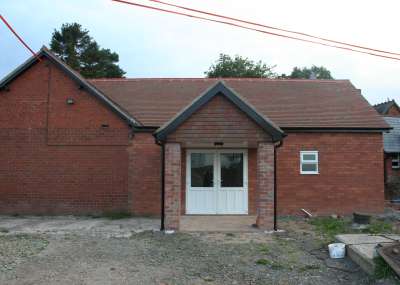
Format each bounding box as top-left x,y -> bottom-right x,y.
271,262 -> 285,270
309,217 -> 351,242
256,258 -> 285,270
364,220 -> 393,234
259,245 -> 270,254
225,233 -> 235,237
310,217 -> 397,244
298,264 -> 320,272
0,227 -> 9,233
256,258 -> 271,265
374,256 -> 396,279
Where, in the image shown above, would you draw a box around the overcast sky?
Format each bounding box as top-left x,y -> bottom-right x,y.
1,0 -> 399,105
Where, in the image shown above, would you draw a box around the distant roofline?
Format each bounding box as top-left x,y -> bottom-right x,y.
89,77 -> 351,82
374,99 -> 399,115
374,99 -> 396,107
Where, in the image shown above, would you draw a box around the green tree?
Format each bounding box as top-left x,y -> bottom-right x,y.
284,65 -> 333,79
50,23 -> 125,78
205,54 -> 276,78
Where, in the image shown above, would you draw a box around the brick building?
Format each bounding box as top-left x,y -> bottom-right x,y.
0,47 -> 390,230
374,100 -> 400,200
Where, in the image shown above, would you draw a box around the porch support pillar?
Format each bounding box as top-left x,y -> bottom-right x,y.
164,142 -> 181,231
256,142 -> 275,229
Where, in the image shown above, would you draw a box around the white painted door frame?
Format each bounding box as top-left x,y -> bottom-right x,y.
186,149 -> 248,215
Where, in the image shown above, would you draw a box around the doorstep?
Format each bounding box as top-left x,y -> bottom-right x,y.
180,215 -> 259,232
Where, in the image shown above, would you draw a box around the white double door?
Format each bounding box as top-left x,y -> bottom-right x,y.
186,149 -> 248,215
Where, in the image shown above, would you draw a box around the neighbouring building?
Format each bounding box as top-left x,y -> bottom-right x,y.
0,47 -> 390,230
375,100 -> 400,200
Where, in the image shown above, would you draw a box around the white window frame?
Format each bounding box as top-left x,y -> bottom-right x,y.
300,151 -> 319,175
392,153 -> 400,169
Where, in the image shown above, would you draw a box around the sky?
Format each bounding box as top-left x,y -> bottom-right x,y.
1,0 -> 400,105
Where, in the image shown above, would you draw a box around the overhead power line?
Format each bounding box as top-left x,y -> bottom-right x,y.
0,14 -> 41,61
145,0 -> 400,57
111,0 -> 400,61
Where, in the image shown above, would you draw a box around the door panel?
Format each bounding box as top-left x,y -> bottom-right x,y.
186,152 -> 216,214
186,150 -> 248,215
217,152 -> 248,214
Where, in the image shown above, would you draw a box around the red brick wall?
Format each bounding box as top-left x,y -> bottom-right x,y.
128,133 -> 161,216
164,143 -> 181,230
46,63 -> 130,145
256,142 -> 275,229
0,59 -> 385,218
276,132 -> 384,215
384,153 -> 400,200
387,106 -> 400,117
167,94 -> 271,148
0,59 -> 131,214
385,154 -> 400,182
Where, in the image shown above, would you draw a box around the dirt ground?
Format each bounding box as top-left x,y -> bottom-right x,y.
0,216 -> 398,285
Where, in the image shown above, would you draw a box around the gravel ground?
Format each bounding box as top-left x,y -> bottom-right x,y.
1,220 -> 398,285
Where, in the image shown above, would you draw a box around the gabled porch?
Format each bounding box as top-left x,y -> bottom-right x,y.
154,81 -> 285,231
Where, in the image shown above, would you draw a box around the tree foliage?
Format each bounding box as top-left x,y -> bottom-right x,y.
282,65 -> 333,79
50,23 -> 125,78
205,54 -> 276,78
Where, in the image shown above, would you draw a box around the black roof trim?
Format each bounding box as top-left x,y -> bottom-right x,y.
283,127 -> 392,133
0,46 -> 142,127
154,80 -> 285,142
134,126 -> 159,133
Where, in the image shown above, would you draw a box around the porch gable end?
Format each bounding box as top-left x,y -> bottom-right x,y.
154,81 -> 285,143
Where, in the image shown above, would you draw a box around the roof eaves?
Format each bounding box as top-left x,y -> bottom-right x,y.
0,52 -> 40,89
282,126 -> 392,133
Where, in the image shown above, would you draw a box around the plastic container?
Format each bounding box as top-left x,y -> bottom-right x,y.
328,243 -> 346,259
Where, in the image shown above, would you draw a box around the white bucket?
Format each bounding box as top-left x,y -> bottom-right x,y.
328,243 -> 346,259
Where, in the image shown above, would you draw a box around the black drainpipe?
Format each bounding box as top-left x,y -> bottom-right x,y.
156,140 -> 165,231
274,140 -> 284,231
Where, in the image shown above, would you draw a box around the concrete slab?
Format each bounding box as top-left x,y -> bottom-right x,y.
347,244 -> 378,274
180,215 -> 258,232
381,234 -> 400,241
336,234 -> 394,245
335,234 -> 398,275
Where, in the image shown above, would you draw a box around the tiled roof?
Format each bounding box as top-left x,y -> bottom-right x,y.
89,78 -> 389,129
383,117 -> 400,153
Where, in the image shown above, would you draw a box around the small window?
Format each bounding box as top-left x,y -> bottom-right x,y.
300,151 -> 319,174
392,153 -> 400,169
